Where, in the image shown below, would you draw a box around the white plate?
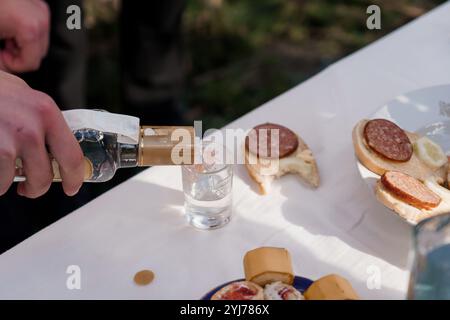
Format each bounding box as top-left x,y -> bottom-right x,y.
356,84 -> 450,222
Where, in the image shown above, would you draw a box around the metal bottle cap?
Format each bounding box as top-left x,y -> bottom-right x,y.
138,126 -> 195,166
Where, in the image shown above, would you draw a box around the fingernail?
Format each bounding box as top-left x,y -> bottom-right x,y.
67,187 -> 80,197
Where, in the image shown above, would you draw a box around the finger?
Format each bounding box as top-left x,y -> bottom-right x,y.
16,130 -> 53,198
0,138 -> 17,196
40,23 -> 50,57
38,95 -> 84,196
29,0 -> 50,56
1,38 -> 42,73
30,0 -> 50,13
0,40 -> 18,73
5,39 -> 19,55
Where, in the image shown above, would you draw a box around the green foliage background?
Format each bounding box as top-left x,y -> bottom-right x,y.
85,0 -> 445,129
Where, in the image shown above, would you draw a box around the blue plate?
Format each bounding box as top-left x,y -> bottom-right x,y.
201,276 -> 313,300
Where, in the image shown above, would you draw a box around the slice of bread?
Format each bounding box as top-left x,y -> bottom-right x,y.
244,134 -> 319,195
375,179 -> 450,224
352,119 -> 447,184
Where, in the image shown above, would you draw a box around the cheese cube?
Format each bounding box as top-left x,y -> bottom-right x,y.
304,274 -> 359,300
243,247 -> 294,286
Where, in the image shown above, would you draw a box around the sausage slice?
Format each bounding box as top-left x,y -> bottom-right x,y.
381,171 -> 441,209
364,119 -> 412,162
246,123 -> 299,159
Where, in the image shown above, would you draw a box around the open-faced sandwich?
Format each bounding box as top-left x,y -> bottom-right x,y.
352,118 -> 450,223
210,247 -> 359,300
244,123 -> 320,194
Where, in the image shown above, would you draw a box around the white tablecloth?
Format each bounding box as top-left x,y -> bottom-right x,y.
1,3 -> 450,299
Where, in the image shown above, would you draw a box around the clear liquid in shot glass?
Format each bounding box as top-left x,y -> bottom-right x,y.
182,161 -> 233,230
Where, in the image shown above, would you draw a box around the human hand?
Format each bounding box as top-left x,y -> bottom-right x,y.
0,70 -> 85,198
0,0 -> 50,73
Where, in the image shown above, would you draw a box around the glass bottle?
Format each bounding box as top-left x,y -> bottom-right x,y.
14,126 -> 195,183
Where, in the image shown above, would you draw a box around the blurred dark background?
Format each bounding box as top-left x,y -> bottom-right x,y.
86,0 -> 444,129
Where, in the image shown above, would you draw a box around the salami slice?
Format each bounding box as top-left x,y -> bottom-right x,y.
381,171 -> 441,209
246,123 -> 299,159
363,119 -> 412,162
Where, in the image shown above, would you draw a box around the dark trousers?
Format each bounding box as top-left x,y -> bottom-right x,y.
0,0 -> 186,253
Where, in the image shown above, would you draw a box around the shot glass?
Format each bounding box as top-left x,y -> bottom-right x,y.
181,144 -> 233,230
